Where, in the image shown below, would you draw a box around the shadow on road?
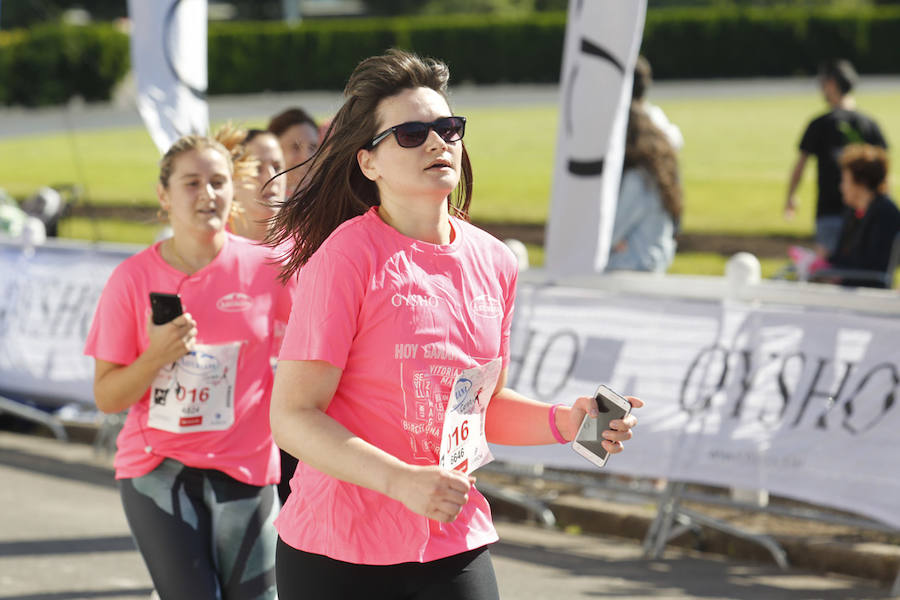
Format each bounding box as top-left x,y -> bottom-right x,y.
0,446 -> 115,489
0,535 -> 136,558
492,534 -> 889,599
0,588 -> 154,600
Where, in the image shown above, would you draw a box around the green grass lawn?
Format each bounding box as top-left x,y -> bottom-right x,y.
4,85 -> 900,277
668,91 -> 900,237
58,216 -> 161,246
522,243 -> 786,278
1,128 -> 161,207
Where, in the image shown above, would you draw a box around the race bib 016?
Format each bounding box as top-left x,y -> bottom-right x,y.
147,341 -> 242,434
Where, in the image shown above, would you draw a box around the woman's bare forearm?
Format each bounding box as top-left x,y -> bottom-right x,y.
94,355 -> 168,414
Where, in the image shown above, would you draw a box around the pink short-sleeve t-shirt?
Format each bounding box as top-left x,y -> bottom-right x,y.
84,233 -> 292,485
276,207 -> 518,565
228,231 -> 299,360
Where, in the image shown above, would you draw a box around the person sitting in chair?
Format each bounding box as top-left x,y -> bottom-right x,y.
818,143 -> 900,288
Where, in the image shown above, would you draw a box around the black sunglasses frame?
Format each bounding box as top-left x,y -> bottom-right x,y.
366,116 -> 467,150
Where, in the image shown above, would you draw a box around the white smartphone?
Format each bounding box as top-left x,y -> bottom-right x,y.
572,384 -> 632,468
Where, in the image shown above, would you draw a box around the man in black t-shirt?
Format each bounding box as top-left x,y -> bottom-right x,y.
784,59 -> 887,254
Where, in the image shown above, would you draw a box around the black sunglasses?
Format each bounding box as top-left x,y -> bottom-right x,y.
367,116 -> 467,149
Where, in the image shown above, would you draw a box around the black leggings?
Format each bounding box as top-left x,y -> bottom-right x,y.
277,448 -> 298,505
275,538 -> 499,600
119,459 -> 278,600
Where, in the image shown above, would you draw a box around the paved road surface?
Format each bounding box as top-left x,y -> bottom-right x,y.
0,430 -> 889,600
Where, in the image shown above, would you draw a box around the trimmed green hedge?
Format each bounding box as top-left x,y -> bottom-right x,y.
2,7 -> 900,107
207,19 -> 401,93
206,13 -> 567,94
403,13 -> 566,84
642,6 -> 900,78
206,7 -> 900,93
0,24 -> 128,106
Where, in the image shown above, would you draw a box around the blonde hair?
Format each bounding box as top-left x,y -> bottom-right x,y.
156,131 -> 255,226
211,123 -> 263,226
159,135 -> 233,187
213,122 -> 259,185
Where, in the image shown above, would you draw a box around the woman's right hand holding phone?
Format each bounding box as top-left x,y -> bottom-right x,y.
145,312 -> 198,367
93,312 -> 199,414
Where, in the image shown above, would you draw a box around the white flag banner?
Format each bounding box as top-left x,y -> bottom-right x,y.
492,280 -> 900,530
128,0 -> 209,154
544,0 -> 647,276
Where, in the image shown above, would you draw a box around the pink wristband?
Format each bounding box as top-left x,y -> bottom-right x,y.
548,404 -> 568,444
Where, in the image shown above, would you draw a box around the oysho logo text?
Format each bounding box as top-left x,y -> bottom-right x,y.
391,293 -> 439,308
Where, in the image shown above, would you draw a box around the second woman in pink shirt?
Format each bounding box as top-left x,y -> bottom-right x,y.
86,135 -> 291,600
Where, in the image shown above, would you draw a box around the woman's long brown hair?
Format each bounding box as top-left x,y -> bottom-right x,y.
623,102 -> 682,222
266,49 -> 474,282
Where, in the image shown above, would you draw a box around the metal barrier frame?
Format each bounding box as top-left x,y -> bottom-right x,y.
0,393 -> 67,441
480,461 -> 900,595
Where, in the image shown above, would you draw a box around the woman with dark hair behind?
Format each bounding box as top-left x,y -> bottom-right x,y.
606,101 -> 683,273
228,128 -> 287,243
265,49 -> 643,599
822,143 -> 900,287
267,107 -> 319,193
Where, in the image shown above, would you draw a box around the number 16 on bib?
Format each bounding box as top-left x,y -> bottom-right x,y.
438,358 -> 502,476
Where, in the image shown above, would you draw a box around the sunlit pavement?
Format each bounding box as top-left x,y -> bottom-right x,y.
0,430 -> 889,600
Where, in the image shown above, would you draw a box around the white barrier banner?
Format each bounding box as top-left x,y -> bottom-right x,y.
494,283 -> 900,529
544,0 -> 647,276
0,241 -> 136,407
128,0 -> 209,154
3,239 -> 898,529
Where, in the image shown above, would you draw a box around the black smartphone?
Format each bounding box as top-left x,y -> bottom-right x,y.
149,292 -> 183,325
572,384 -> 632,468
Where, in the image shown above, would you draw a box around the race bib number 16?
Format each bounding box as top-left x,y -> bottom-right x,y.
438,357 -> 502,476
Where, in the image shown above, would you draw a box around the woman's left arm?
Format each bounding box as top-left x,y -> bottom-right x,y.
484,367 -> 643,452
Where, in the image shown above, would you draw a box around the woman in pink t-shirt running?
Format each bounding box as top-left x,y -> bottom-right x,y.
85,135 -> 290,600
266,50 -> 643,600
222,125 -> 302,506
